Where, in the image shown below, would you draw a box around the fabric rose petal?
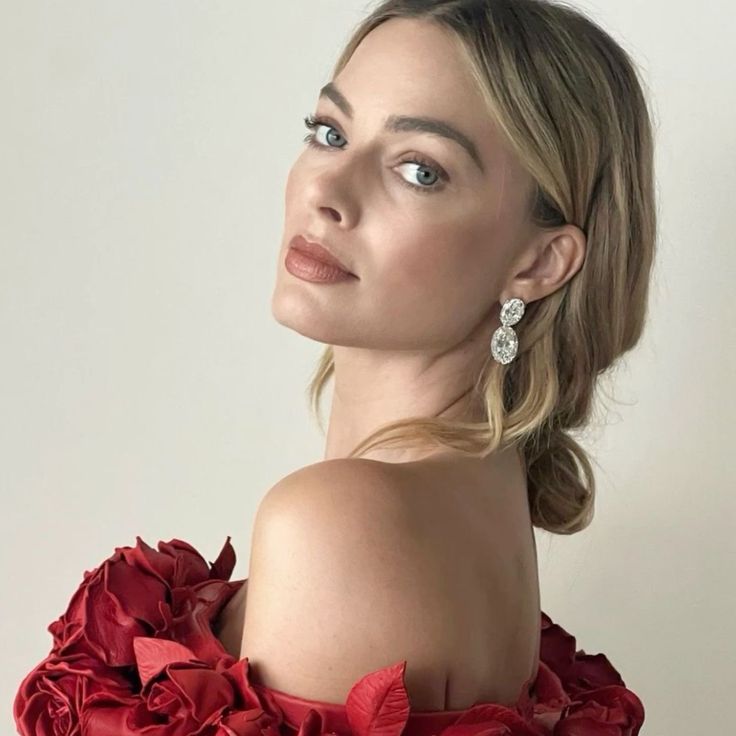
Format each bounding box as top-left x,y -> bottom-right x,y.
46,536 -> 240,668
344,661 -> 412,736
14,537 -> 262,736
529,614 -> 645,736
552,686 -> 645,736
81,638 -> 282,736
13,652 -> 135,736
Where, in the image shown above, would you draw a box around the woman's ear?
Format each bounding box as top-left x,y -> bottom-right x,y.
504,224 -> 587,303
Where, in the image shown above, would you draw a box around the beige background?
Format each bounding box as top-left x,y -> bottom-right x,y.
1,2 -> 733,734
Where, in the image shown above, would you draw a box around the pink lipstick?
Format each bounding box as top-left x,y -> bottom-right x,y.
285,234 -> 357,283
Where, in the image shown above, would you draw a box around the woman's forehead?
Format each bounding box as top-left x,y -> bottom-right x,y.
340,19 -> 481,112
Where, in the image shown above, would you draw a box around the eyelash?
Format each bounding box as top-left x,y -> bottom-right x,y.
302,113 -> 448,195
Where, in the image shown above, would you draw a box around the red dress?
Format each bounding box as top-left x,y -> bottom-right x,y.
13,536 -> 645,736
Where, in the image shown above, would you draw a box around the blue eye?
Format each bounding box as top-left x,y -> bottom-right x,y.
302,114 -> 448,195
303,114 -> 346,148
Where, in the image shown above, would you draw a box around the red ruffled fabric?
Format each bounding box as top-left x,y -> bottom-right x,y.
13,537 -> 645,736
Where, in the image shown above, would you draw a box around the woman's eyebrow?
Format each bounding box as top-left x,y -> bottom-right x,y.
319,81 -> 485,174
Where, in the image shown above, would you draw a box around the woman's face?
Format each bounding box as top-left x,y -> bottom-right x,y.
272,17 -> 537,351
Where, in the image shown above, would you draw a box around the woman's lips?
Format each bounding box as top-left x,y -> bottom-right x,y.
285,246 -> 357,283
288,234 -> 356,276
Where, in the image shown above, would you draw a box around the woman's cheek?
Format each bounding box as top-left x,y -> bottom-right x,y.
383,241 -> 445,297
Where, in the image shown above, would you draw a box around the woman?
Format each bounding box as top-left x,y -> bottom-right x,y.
14,1 -> 654,734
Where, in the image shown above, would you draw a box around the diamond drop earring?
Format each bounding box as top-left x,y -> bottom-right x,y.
490,297 -> 526,365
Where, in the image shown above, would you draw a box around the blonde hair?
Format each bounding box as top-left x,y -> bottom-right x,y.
306,0 -> 658,535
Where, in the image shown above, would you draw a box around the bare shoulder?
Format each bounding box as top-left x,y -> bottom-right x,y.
241,458 -> 452,705
253,457 -> 414,538
247,458 -> 420,585
245,457 -> 432,612
241,454 -> 540,709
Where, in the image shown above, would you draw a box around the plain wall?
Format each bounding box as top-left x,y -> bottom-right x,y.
1,2 -> 734,734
